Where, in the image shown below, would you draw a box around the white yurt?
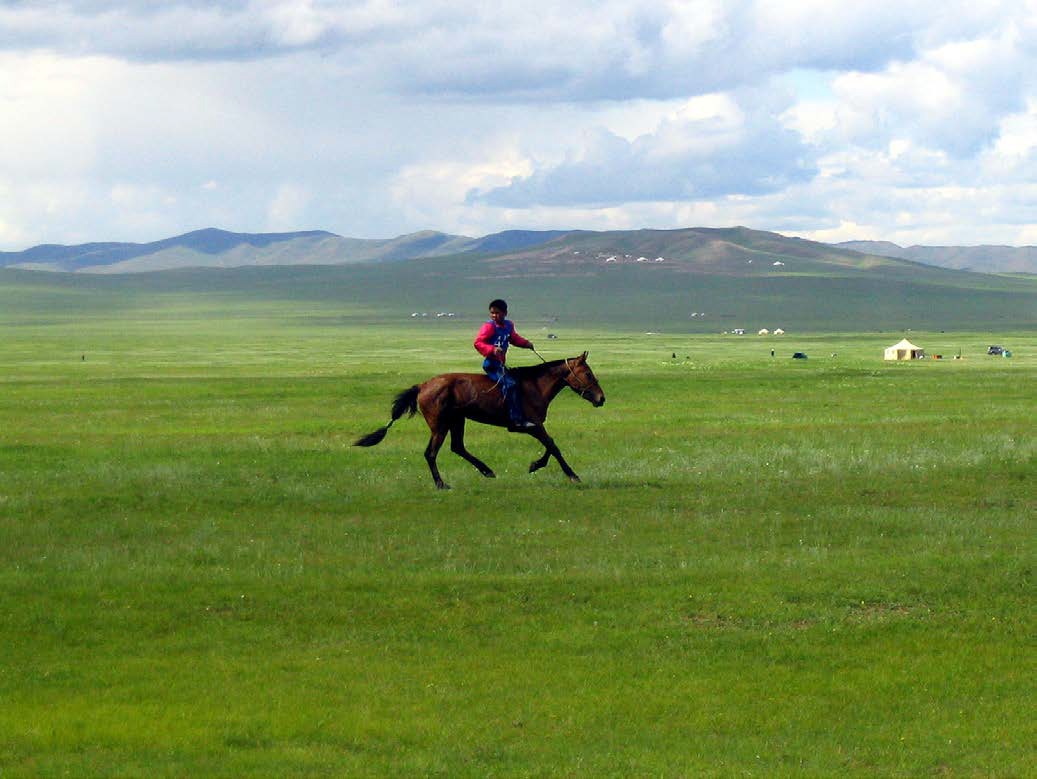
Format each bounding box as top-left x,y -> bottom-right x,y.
884,338 -> 925,360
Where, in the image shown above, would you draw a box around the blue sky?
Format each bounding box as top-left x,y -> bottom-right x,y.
1,0 -> 1035,249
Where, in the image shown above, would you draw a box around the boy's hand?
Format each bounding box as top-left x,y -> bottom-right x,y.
526,342 -> 535,350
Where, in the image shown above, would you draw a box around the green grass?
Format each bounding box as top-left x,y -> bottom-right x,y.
0,282 -> 1033,775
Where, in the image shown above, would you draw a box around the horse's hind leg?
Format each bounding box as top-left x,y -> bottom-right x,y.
424,428 -> 450,489
450,419 -> 495,478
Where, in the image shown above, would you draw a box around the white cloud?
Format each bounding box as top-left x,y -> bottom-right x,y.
824,27 -> 1032,158
0,1 -> 1013,97
0,52 -> 105,176
1,1 -> 1036,249
390,154 -> 533,229
469,90 -> 817,207
266,183 -> 312,230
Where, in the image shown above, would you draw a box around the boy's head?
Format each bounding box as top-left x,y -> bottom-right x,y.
488,299 -> 508,324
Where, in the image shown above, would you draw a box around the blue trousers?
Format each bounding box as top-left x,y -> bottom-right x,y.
483,360 -> 525,424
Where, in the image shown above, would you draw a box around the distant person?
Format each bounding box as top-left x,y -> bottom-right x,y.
474,298 -> 536,430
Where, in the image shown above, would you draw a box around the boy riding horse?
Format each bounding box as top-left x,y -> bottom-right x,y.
473,298 -> 537,430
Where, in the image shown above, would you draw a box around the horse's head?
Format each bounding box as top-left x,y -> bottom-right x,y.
565,352 -> 605,407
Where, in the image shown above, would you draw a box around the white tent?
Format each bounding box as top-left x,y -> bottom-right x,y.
884,338 -> 925,360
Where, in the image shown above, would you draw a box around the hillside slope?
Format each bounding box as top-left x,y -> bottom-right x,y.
837,240 -> 1037,274
0,228 -> 570,273
5,225 -> 1035,277
3,226 -> 1033,332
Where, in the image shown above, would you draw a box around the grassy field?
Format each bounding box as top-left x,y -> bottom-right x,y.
0,289 -> 1034,775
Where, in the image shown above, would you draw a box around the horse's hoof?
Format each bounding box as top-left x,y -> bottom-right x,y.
436,482 -> 451,490
569,475 -> 581,483
482,471 -> 496,479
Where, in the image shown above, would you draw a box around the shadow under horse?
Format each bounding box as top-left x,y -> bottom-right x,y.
355,352 -> 605,489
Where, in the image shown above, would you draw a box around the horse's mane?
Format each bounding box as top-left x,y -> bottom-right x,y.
508,358 -> 569,381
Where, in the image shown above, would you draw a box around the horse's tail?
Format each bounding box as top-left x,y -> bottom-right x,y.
354,385 -> 420,447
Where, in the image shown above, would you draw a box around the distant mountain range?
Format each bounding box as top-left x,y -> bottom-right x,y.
0,227 -> 569,274
3,226 -> 1033,331
1,226 -> 1033,275
836,240 -> 1037,274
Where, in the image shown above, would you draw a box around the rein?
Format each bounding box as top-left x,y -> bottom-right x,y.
479,346 -> 547,396
478,351 -> 595,401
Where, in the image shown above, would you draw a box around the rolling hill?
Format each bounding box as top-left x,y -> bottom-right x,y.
1,226 -> 1034,332
836,240 -> 1037,274
3,225 -> 1034,276
0,227 -> 567,273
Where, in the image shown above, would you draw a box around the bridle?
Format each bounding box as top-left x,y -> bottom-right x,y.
564,358 -> 598,400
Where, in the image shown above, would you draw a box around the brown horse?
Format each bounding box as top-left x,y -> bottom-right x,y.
355,352 -> 605,489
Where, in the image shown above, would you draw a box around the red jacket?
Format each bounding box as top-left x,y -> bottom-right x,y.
474,319 -> 530,363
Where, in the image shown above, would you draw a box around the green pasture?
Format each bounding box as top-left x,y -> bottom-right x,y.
0,288 -> 1034,775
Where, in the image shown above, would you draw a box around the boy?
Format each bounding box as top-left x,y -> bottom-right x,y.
474,299 -> 536,429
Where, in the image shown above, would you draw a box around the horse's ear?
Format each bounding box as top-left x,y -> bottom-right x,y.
580,351 -> 588,362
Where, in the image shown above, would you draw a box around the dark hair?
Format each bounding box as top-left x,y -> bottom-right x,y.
488,298 -> 508,313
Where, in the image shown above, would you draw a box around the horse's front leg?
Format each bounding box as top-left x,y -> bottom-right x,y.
529,447 -> 551,473
527,426 -> 580,483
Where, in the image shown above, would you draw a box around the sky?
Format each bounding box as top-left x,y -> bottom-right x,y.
2,0 -> 1036,250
